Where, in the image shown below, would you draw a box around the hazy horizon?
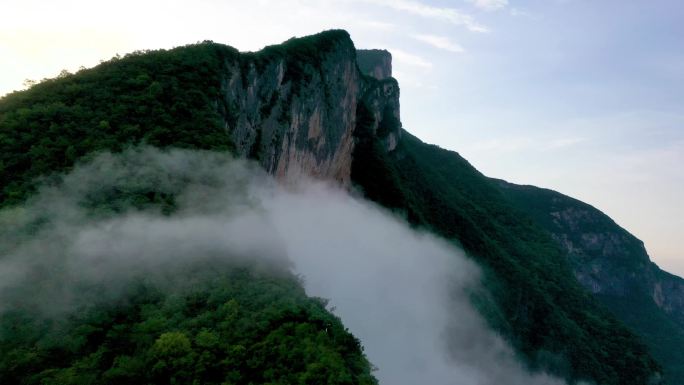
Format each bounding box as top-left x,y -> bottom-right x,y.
2,0 -> 682,275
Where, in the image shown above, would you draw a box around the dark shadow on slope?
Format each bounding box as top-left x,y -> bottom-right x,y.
351,128 -> 662,385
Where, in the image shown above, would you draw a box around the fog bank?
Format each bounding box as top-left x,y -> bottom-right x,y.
0,147 -> 573,384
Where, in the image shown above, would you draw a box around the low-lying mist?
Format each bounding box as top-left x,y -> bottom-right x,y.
0,147 -> 574,385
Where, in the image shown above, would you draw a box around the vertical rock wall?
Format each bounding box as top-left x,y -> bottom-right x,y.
216,31 -> 400,187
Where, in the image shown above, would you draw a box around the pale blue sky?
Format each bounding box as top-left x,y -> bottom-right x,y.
1,0 -> 683,274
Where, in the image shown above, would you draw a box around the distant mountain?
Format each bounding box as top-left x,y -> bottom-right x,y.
495,180 -> 684,382
0,29 -> 677,384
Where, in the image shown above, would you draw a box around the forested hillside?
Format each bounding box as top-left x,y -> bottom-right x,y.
0,30 -> 669,385
351,130 -> 661,384
496,181 -> 684,383
0,42 -> 236,208
0,264 -> 375,384
0,35 -> 378,385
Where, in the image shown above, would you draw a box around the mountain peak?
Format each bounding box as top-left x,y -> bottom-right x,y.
0,29 -> 671,385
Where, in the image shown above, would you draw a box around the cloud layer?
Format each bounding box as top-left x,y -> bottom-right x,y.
0,147 -> 573,385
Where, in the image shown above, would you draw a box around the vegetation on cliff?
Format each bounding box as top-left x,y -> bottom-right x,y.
351,125 -> 661,384
497,181 -> 684,383
0,42 -> 236,207
0,31 -> 376,384
0,265 -> 375,385
0,29 -> 668,385
0,30 -> 354,209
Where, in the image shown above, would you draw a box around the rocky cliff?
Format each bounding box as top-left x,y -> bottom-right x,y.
0,29 -> 668,385
226,31 -> 665,384
357,49 -> 392,80
216,31 -> 400,187
496,180 -> 684,381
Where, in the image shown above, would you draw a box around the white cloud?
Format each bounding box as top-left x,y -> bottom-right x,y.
388,48 -> 433,69
366,0 -> 489,32
0,147 -> 573,385
466,0 -> 508,11
413,34 -> 465,53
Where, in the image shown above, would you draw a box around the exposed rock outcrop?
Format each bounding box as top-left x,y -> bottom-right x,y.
495,180 -> 684,381
0,28 -> 668,384
357,49 -> 392,80
215,31 -> 400,187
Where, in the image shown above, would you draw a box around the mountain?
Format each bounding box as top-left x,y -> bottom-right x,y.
0,31 -> 384,385
351,129 -> 661,384
0,31 -> 399,206
0,29 -> 677,384
496,180 -> 684,382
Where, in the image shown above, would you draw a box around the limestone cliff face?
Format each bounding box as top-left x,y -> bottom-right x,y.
545,204 -> 652,296
215,31 -> 400,187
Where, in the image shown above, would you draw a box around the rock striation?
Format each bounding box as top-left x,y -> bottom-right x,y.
216,31 -> 400,187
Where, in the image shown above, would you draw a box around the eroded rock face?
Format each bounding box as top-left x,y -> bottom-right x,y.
216,31 -> 400,187
357,49 -> 393,80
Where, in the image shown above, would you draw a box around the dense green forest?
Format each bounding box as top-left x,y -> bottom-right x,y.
0,42 -> 236,208
0,30 -> 667,384
351,126 -> 661,384
0,34 -> 378,384
0,141 -> 378,384
497,182 -> 684,383
0,260 -> 375,385
0,30 -> 353,209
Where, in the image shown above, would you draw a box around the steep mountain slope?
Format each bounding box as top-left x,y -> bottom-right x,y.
0,30 -> 400,208
0,32 -> 388,384
0,30 -> 668,384
0,260 -> 376,384
351,131 -> 661,384
496,180 -> 684,383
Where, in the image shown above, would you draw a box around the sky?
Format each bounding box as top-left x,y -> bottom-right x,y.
1,0 -> 683,275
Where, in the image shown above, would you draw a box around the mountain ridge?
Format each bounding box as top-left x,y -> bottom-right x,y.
351,130 -> 664,384
0,29 -> 678,384
495,179 -> 684,381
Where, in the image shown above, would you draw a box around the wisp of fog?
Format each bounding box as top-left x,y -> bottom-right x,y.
0,147 -> 573,385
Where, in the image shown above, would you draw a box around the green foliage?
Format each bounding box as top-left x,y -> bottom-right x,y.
243,30 -> 351,86
0,32 -> 379,384
0,30 -> 354,210
0,265 -> 377,385
498,181 -> 684,383
0,28 -> 666,385
0,42 -> 237,207
592,291 -> 684,384
351,129 -> 662,385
